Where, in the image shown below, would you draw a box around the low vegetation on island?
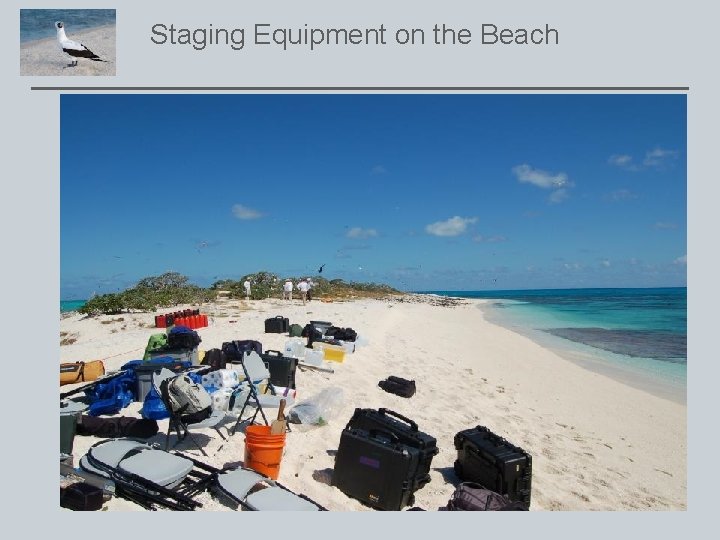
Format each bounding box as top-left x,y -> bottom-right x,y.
77,271 -> 401,316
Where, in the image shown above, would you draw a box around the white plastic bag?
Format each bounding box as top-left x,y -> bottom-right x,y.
289,387 -> 344,426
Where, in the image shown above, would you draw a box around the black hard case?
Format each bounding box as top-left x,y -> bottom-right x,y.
453,425 -> 532,508
264,316 -> 289,333
346,408 -> 437,490
60,482 -> 105,511
261,350 -> 298,389
332,427 -> 424,511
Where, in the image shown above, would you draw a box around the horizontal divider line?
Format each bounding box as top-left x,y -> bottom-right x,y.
31,86 -> 690,92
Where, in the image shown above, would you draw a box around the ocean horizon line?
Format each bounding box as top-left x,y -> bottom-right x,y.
415,285 -> 686,294
62,284 -> 687,303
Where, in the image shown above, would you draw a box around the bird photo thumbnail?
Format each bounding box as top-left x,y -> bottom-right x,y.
20,9 -> 115,76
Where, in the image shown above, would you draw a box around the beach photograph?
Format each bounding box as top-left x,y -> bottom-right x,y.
59,94 -> 687,513
20,9 -> 115,76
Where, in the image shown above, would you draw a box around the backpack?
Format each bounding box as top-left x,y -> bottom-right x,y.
301,324 -> 323,347
161,374 -> 212,423
201,348 -> 227,370
378,375 -> 416,398
167,326 -> 202,350
143,333 -> 168,360
446,482 -> 529,511
289,323 -> 303,337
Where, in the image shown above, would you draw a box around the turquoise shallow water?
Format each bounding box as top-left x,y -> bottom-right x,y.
423,288 -> 687,401
20,9 -> 115,42
60,300 -> 86,313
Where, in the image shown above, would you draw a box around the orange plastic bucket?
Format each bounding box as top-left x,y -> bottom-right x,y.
244,424 -> 286,480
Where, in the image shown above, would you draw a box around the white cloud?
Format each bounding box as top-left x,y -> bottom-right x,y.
425,216 -> 478,237
674,254 -> 687,266
608,154 -> 633,167
548,188 -> 569,204
512,164 -> 571,189
608,148 -> 679,171
232,204 -> 263,220
346,227 -> 378,239
513,164 -> 573,203
644,147 -> 679,168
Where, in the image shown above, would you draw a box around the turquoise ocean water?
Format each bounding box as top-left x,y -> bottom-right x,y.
424,288 -> 687,402
60,299 -> 86,313
20,9 -> 116,43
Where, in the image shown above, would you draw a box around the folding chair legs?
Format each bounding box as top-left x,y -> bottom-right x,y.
166,419 -> 227,457
230,387 -> 271,436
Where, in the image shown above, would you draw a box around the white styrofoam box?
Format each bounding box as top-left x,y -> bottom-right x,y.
337,340 -> 355,354
303,349 -> 325,366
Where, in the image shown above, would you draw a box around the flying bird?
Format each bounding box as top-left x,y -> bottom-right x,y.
318,264 -> 326,273
55,21 -> 106,67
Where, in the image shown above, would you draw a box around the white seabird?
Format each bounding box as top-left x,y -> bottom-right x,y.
55,21 -> 105,67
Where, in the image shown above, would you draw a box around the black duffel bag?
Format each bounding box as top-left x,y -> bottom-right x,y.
76,415 -> 159,439
167,326 -> 201,350
378,375 -> 416,398
445,482 -> 529,511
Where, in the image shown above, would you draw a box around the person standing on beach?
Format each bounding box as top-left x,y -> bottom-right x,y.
243,279 -> 251,300
306,278 -> 314,302
298,279 -> 309,305
283,279 -> 294,301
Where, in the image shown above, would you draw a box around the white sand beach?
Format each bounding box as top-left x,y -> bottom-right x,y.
59,295 -> 687,511
20,25 -> 116,76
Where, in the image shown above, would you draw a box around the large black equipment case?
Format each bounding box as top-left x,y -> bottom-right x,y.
261,350 -> 298,389
60,482 -> 105,511
332,427 -> 424,511
453,425 -> 532,508
346,408 -> 438,490
264,316 -> 289,334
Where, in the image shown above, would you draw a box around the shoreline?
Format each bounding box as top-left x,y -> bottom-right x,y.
59,295 -> 687,510
20,22 -> 114,46
20,24 -> 116,76
476,300 -> 687,405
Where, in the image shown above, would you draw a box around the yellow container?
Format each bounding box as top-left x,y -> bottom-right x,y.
313,342 -> 346,363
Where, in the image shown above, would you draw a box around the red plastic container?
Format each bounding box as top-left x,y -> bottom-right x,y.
155,315 -> 166,328
201,314 -> 208,327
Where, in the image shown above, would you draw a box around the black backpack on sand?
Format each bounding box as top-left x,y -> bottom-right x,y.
201,348 -> 227,370
445,482 -> 529,511
378,376 -> 416,398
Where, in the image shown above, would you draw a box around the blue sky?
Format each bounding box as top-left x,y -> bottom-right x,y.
60,94 -> 686,299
